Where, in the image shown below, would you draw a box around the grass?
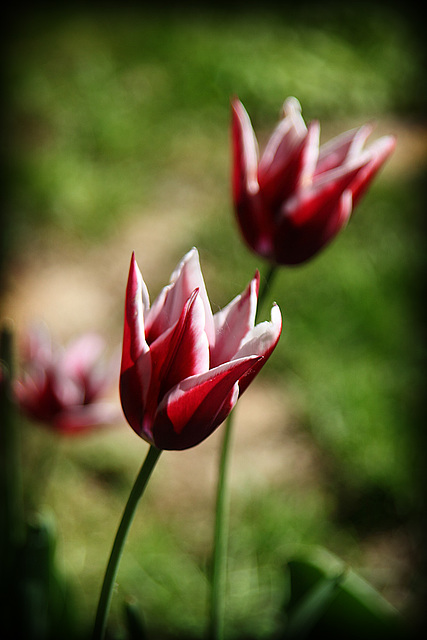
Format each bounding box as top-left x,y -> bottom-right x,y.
2,2 -> 426,638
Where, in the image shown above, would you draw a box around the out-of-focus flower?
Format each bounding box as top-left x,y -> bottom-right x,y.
231,97 -> 396,265
14,327 -> 120,434
120,248 -> 282,450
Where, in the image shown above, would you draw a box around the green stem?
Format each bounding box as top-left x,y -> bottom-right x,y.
93,444 -> 162,640
208,410 -> 235,640
208,264 -> 278,640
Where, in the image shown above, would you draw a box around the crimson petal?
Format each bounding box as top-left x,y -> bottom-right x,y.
120,253 -> 152,436
211,272 -> 259,367
152,356 -> 261,450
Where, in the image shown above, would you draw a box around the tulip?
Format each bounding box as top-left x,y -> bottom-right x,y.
120,248 -> 282,450
14,326 -> 119,433
232,97 -> 396,265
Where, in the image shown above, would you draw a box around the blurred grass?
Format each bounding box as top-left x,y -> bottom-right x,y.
3,2 -> 423,244
2,2 -> 426,638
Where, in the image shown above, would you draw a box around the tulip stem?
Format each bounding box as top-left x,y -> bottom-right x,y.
208,408 -> 235,640
208,264 -> 278,640
93,444 -> 162,640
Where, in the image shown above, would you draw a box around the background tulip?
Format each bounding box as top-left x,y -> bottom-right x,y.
232,97 -> 396,265
14,326 -> 119,433
120,248 -> 282,450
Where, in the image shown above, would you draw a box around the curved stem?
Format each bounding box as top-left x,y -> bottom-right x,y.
208,264 -> 278,640
93,444 -> 162,640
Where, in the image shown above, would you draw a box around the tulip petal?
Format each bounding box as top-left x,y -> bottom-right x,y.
121,253 -> 150,370
350,135 -> 396,207
259,121 -> 320,212
258,97 -> 307,180
298,120 -> 321,186
233,303 -> 282,394
211,272 -> 259,367
120,253 -> 152,435
149,288 -> 210,399
287,158 -> 367,226
120,350 -> 152,439
315,124 -> 373,176
146,248 -> 215,347
231,99 -> 275,256
274,189 -> 353,264
231,97 -> 259,200
152,355 -> 261,450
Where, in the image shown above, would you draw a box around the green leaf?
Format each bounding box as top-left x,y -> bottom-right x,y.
281,547 -> 410,640
123,597 -> 149,640
285,571 -> 345,638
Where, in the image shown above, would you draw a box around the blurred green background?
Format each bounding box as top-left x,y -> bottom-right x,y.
1,1 -> 426,638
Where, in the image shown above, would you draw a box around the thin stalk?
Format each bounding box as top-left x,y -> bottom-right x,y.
208,264 -> 278,640
93,444 -> 162,640
208,409 -> 235,640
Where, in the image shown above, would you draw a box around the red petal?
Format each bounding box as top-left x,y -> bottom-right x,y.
149,288 -> 210,400
231,97 -> 259,204
120,253 -> 152,435
211,272 -> 259,367
120,349 -> 152,438
146,248 -> 215,347
152,356 -> 260,450
234,303 -> 282,394
315,124 -> 373,176
121,253 -> 150,371
286,159 -> 366,226
350,135 -> 396,207
258,97 -> 307,182
273,189 -> 353,264
231,99 -> 276,256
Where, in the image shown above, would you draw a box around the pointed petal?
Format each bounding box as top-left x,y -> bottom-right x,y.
315,124 -> 373,176
149,288 -> 210,399
120,253 -> 152,436
298,120 -> 321,186
152,356 -> 261,450
121,253 -> 150,371
231,98 -> 275,256
120,349 -> 152,439
258,96 -> 307,180
231,97 -> 259,201
288,158 -> 367,226
233,303 -> 282,394
211,272 -> 260,367
258,120 -> 318,210
273,189 -> 353,265
146,248 -> 215,346
350,135 -> 396,207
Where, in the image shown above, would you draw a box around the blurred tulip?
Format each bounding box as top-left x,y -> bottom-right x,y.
14,327 -> 120,434
120,248 -> 282,450
232,97 -> 396,265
